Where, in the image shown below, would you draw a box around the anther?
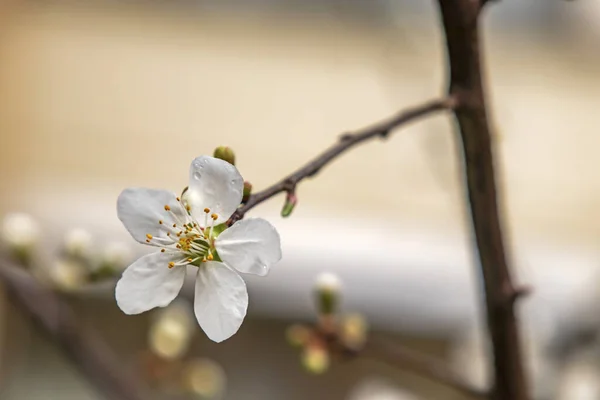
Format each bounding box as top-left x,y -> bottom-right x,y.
161,249 -> 166,253
187,258 -> 193,262
173,224 -> 177,228
158,220 -> 163,225
204,208 -> 210,213
164,205 -> 171,211
146,234 -> 153,240
168,262 -> 175,268
211,213 -> 218,220
146,239 -> 150,243
176,197 -> 180,201
167,232 -> 171,236
207,253 -> 214,261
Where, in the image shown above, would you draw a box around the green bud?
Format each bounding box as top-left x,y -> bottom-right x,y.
281,193 -> 297,218
213,146 -> 235,165
314,272 -> 341,315
242,181 -> 252,203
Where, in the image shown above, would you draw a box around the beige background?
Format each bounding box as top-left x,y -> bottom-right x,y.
1,1 -> 600,399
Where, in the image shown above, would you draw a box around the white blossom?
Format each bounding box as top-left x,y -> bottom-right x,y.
115,156 -> 282,342
49,259 -> 87,291
64,228 -> 93,258
100,241 -> 132,270
1,212 -> 40,249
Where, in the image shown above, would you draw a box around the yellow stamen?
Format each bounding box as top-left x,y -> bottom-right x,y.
146,233 -> 153,240
161,249 -> 166,253
207,253 -> 214,261
176,197 -> 180,201
211,213 -> 218,220
158,220 -> 163,225
204,208 -> 210,213
168,262 -> 175,268
164,205 -> 171,211
173,223 -> 177,228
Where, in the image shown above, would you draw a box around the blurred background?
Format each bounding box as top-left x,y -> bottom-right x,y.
1,0 -> 600,399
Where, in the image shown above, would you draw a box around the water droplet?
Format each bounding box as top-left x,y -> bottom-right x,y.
194,172 -> 202,180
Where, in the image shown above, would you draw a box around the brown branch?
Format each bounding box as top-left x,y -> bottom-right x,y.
230,97 -> 455,223
359,337 -> 488,399
0,261 -> 150,400
436,1 -> 529,399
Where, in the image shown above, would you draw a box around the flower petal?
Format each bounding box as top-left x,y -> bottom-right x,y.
215,218 -> 281,276
117,188 -> 188,245
187,156 -> 243,226
194,261 -> 248,342
115,252 -> 186,315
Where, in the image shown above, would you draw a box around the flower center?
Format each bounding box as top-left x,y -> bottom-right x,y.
144,196 -> 221,268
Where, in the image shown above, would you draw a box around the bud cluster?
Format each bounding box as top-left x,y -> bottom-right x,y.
285,272 -> 369,374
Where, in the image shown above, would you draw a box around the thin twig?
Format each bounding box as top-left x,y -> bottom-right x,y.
360,337 -> 488,399
0,261 -> 149,400
230,97 -> 455,223
436,1 -> 529,399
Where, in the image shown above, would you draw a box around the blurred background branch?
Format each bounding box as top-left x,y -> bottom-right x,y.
0,260 -> 149,400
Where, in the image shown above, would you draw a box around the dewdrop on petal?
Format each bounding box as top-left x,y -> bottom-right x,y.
64,228 -> 93,258
1,213 -> 40,265
148,301 -> 195,361
182,358 -> 227,399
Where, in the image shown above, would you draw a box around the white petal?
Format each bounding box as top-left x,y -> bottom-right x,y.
215,218 -> 282,276
115,252 -> 186,315
187,156 -> 243,226
117,188 -> 188,244
194,261 -> 248,342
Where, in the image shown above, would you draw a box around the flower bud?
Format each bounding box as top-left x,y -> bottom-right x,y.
314,272 -> 341,315
281,193 -> 297,218
340,313 -> 368,351
286,324 -> 311,348
92,241 -> 132,281
1,213 -> 40,266
49,258 -> 88,291
213,146 -> 235,165
242,181 -> 252,203
182,358 -> 227,399
301,344 -> 330,374
64,228 -> 93,259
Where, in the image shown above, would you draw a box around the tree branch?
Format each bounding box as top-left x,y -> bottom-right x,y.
0,261 -> 149,400
230,97 -> 455,223
360,337 -> 488,399
435,1 -> 529,399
